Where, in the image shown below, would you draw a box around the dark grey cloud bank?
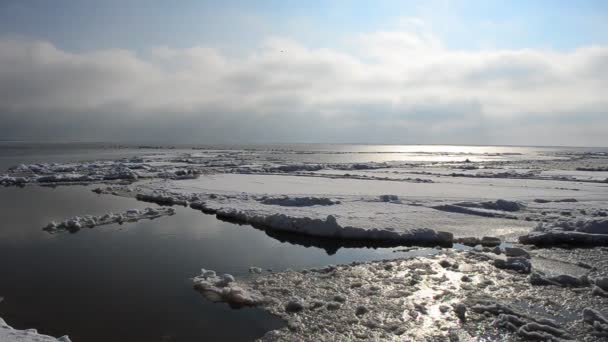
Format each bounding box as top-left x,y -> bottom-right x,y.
0,31 -> 607,146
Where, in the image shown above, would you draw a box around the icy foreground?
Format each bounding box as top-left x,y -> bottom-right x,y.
0,317 -> 70,342
194,248 -> 608,341
2,145 -> 608,340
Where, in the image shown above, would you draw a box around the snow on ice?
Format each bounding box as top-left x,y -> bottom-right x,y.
0,317 -> 71,342
3,145 -> 608,340
43,207 -> 175,233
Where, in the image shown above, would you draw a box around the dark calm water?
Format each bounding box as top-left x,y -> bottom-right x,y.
0,185 -> 416,341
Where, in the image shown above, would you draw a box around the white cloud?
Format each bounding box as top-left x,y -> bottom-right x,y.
0,26 -> 607,145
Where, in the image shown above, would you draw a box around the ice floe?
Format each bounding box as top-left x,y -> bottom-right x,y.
431,199 -> 524,220
472,301 -> 573,341
583,308 -> 608,337
0,158 -> 202,186
0,317 -> 71,342
135,192 -> 188,206
493,257 -> 532,274
529,271 -> 589,287
520,219 -> 608,247
210,207 -> 454,247
131,183 -> 535,242
192,269 -> 263,308
258,196 -> 340,207
43,207 -> 175,233
459,199 -> 524,212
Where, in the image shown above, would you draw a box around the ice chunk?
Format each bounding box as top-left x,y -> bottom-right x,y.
259,196 -> 340,207
432,200 -> 521,218
520,219 -> 608,247
594,277 -> 608,292
285,300 -> 305,313
355,305 -> 368,316
269,164 -> 324,172
577,166 -> 608,171
483,199 -> 524,212
535,219 -> 608,234
136,192 -> 188,206
520,231 -> 608,247
517,322 -> 570,340
592,286 -> 608,298
193,269 -> 262,307
0,317 -> 71,342
529,271 -> 589,287
534,198 -> 578,203
504,247 -> 530,259
481,236 -> 501,247
43,207 -> 174,233
249,267 -> 263,274
452,303 -> 467,322
575,219 -> 608,234
455,237 -> 481,246
378,195 -> 400,203
432,204 -> 500,218
493,257 -> 531,274
214,209 -> 453,247
454,199 -> 524,212
582,308 -> 608,336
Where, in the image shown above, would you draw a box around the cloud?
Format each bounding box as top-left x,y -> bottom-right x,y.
0,27 -> 607,145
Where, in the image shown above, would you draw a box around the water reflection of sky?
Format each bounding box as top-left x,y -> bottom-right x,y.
0,185 -> 427,341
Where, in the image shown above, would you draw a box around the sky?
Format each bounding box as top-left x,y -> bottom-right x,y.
0,0 -> 607,146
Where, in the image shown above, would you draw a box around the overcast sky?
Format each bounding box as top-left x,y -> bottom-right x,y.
1,0 -> 607,146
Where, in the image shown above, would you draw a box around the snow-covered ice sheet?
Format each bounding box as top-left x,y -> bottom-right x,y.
159,172 -> 605,201
3,145 -> 608,246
